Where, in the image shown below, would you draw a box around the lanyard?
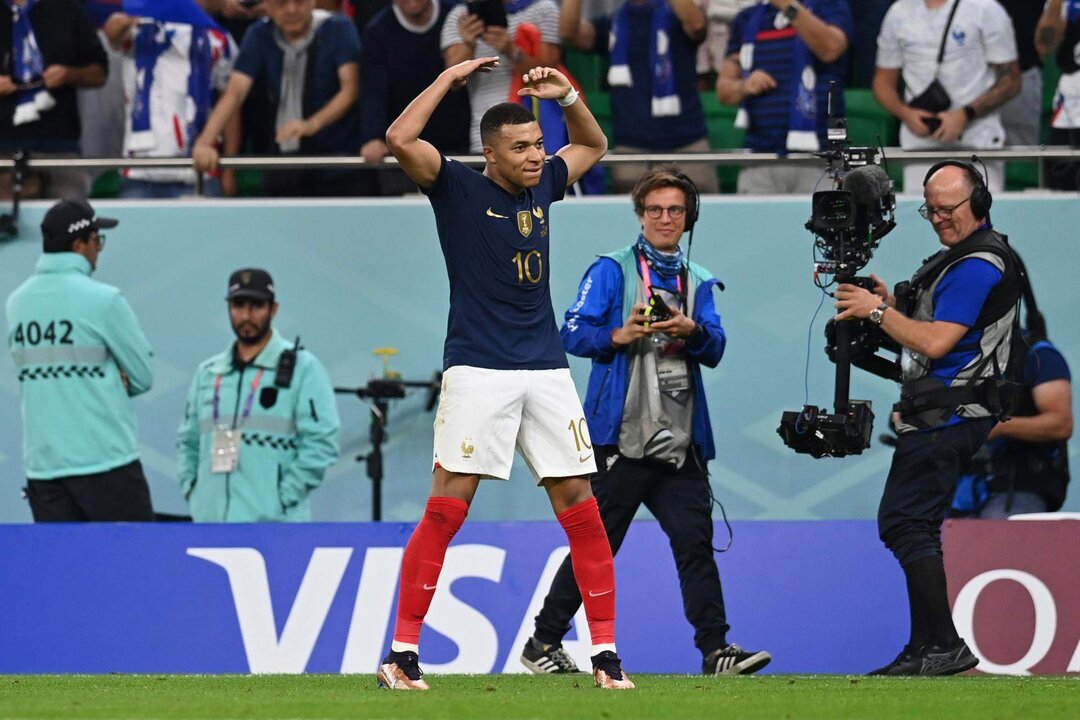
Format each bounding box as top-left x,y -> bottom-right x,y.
638,252 -> 683,303
212,368 -> 264,425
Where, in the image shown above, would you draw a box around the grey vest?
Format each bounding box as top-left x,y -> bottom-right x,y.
896,249 -> 1015,433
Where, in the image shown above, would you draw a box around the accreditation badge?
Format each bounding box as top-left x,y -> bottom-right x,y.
211,427 -> 240,474
653,338 -> 690,397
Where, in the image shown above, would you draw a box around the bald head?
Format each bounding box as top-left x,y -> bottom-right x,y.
922,164 -> 983,247
925,164 -> 975,197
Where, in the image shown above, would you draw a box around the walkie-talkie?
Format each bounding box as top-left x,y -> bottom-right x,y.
275,337 -> 301,388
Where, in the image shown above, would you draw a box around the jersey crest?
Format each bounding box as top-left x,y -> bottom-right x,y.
517,211 -> 533,237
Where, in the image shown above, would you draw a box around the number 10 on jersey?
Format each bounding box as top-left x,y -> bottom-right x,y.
512,250 -> 542,284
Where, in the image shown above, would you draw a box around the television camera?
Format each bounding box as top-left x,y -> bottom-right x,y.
777,85 -> 900,458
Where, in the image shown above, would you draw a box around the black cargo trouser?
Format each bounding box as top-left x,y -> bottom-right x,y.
534,445 -> 730,658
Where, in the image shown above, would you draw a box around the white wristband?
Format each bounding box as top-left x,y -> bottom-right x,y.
557,87 -> 579,108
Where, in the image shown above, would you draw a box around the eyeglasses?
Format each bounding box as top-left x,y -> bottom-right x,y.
95,233 -> 106,249
918,196 -> 971,220
643,205 -> 687,219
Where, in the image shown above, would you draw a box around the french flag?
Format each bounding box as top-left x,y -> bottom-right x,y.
84,0 -> 220,30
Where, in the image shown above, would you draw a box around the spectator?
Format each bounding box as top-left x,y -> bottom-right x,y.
562,0 -> 717,194
176,269 -> 341,522
360,0 -> 470,195
441,0 -> 561,154
104,12 -> 239,198
998,0 -> 1045,147
1036,0 -> 1080,190
717,0 -> 853,194
192,0 -> 364,196
873,0 -> 1022,193
5,200 -> 155,522
0,0 -> 108,199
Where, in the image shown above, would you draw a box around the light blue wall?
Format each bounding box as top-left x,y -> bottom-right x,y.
1,194 -> 1077,523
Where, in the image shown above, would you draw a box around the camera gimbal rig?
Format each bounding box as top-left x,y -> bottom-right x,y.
776,84 -> 899,458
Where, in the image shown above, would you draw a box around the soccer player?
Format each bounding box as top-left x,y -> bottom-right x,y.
376,58 -> 632,691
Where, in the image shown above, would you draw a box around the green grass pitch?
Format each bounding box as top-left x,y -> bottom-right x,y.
0,674 -> 1077,719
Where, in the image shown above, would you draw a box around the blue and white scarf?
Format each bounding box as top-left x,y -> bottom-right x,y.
735,0 -> 818,152
6,0 -> 56,126
128,8 -> 221,154
1069,0 -> 1080,22
129,22 -> 176,151
637,234 -> 683,278
185,28 -> 215,153
607,0 -> 679,117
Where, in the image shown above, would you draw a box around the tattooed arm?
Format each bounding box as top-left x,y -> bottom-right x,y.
932,61 -> 1021,143
1035,0 -> 1066,58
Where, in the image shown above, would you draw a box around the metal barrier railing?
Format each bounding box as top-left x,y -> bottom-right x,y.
3,147 -> 1080,194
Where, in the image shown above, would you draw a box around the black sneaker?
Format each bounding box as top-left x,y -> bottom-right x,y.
377,650 -> 430,690
702,643 -> 772,676
915,640 -> 979,676
591,650 -> 635,689
867,644 -> 922,676
520,637 -> 582,674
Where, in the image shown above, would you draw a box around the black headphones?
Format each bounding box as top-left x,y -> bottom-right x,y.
672,170 -> 700,232
922,158 -> 993,219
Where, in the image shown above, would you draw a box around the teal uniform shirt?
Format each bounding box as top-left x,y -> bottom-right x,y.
176,330 -> 340,522
5,253 -> 154,479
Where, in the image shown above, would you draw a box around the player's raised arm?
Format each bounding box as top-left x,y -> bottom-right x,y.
517,67 -> 607,188
385,57 -> 500,188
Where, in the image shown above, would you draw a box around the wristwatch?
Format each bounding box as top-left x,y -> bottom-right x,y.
783,1 -> 801,20
869,303 -> 889,326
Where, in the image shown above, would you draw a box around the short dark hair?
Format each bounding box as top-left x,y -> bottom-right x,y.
480,102 -> 537,148
631,165 -> 692,217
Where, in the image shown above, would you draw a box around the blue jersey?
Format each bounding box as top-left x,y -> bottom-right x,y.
930,257 -> 1003,382
424,155 -> 570,371
727,0 -> 854,154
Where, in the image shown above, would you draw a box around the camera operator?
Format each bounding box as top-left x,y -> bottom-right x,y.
519,166 -> 771,678
834,160 -> 1021,676
952,317 -> 1072,518
176,269 -> 340,522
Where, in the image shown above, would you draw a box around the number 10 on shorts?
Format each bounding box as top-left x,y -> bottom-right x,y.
568,417 -> 592,456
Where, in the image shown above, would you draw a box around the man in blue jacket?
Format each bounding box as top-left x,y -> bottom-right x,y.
6,199 -> 155,521
520,166 -> 771,677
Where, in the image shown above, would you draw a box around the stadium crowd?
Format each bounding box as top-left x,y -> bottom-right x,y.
0,0 -> 1075,198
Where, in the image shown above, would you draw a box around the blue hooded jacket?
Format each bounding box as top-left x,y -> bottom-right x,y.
560,244 -> 726,460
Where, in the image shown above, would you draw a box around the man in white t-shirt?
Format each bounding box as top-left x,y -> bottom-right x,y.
1036,0 -> 1080,190
872,0 -> 1021,193
441,0 -> 561,152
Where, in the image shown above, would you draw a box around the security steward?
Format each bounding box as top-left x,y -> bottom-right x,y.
176,269 -> 340,522
5,199 -> 155,521
835,161 -> 1021,676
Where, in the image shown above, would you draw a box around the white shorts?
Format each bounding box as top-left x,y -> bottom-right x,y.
433,366 -> 597,481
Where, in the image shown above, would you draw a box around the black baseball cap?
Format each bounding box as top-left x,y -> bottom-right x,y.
227,268 -> 275,302
41,199 -> 119,253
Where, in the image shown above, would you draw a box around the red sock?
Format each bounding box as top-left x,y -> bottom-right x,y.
558,497 -> 616,645
393,496 -> 469,645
